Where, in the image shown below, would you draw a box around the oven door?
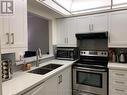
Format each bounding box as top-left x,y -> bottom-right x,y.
73,67 -> 107,95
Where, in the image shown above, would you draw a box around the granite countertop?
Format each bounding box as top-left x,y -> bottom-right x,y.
2,59 -> 75,95
108,62 -> 127,70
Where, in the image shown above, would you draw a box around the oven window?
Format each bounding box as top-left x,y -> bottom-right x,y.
77,71 -> 102,88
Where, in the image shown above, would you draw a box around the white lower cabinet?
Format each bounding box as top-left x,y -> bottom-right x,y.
57,67 -> 72,95
23,82 -> 46,95
24,67 -> 72,95
109,69 -> 127,95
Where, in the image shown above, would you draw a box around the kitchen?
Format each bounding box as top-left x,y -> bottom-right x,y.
0,0 -> 127,95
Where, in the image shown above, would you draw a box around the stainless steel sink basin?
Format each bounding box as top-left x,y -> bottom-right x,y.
40,64 -> 62,70
28,64 -> 62,75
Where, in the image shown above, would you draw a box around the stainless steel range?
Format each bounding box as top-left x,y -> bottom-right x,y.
73,50 -> 108,95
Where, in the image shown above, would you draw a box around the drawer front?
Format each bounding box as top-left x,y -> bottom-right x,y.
109,69 -> 127,95
109,85 -> 127,95
110,78 -> 127,86
109,70 -> 127,80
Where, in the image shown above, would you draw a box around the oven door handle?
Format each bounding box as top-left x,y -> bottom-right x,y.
73,67 -> 107,72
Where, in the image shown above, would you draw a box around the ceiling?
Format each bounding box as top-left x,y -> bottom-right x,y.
36,0 -> 127,17
27,0 -> 64,18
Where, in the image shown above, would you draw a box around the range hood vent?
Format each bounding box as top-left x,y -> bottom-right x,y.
76,32 -> 108,40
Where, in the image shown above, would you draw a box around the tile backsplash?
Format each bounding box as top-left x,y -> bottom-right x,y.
1,53 -> 55,72
109,48 -> 127,63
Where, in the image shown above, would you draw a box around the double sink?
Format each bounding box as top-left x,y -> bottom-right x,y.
28,64 -> 62,75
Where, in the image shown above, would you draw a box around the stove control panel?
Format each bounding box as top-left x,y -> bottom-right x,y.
80,51 -> 108,57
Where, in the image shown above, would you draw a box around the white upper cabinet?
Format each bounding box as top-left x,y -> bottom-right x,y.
9,0 -> 27,48
67,18 -> 77,46
76,13 -> 108,33
0,16 -> 10,49
91,13 -> 108,32
0,0 -> 27,49
56,13 -> 108,47
109,10 -> 127,47
0,0 -> 27,59
76,16 -> 90,33
57,18 -> 77,47
57,19 -> 68,46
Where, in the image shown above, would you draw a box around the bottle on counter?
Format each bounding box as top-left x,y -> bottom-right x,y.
119,49 -> 125,63
112,52 -> 116,62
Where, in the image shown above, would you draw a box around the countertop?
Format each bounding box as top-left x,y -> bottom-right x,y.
2,59 -> 75,95
108,62 -> 127,70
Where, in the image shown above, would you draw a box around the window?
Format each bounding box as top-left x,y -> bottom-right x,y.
28,12 -> 49,54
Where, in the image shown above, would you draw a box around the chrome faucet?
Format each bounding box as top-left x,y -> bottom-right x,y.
36,48 -> 42,67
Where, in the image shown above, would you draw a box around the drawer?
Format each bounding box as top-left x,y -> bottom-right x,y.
109,85 -> 127,95
109,77 -> 127,86
109,70 -> 127,79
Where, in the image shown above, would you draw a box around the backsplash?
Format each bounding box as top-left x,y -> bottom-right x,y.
109,48 -> 127,63
1,53 -> 55,72
1,53 -> 22,72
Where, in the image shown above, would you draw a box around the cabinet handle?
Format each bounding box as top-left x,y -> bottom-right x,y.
60,75 -> 62,83
11,33 -> 14,44
108,33 -> 110,43
58,75 -> 61,84
115,81 -> 124,84
89,24 -> 91,31
64,38 -> 66,44
115,73 -> 125,76
58,75 -> 62,84
92,24 -> 94,31
115,89 -> 125,92
6,33 -> 10,44
67,38 -> 68,44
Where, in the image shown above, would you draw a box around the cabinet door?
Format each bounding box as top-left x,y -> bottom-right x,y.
67,18 -> 77,46
24,82 -> 45,95
9,0 -> 27,48
91,13 -> 108,32
109,10 -> 127,47
57,67 -> 72,95
57,19 -> 68,46
45,75 -> 58,95
0,16 -> 10,49
24,75 -> 57,95
76,16 -> 91,33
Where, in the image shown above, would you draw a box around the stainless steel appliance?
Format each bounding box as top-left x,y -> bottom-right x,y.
1,59 -> 12,82
56,47 -> 79,60
73,50 -> 108,95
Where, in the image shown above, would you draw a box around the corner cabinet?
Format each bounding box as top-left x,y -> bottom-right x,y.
0,0 -> 28,60
108,10 -> 127,47
24,67 -> 72,95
